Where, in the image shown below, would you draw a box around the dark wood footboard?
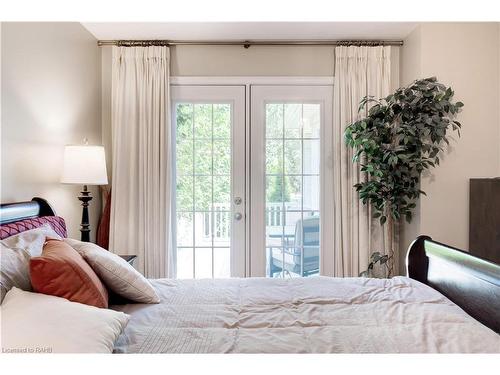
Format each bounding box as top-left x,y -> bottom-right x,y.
407,235 -> 500,334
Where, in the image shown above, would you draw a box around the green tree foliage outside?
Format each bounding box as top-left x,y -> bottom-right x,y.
265,104 -> 303,203
175,103 -> 313,214
176,103 -> 231,215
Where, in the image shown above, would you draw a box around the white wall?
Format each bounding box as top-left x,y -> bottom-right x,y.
400,23 -> 500,263
1,22 -> 102,240
171,45 -> 335,76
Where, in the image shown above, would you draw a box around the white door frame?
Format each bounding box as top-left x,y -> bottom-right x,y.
249,85 -> 334,277
171,85 -> 246,278
171,77 -> 334,278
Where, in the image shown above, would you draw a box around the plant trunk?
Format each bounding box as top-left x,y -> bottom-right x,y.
385,206 -> 395,278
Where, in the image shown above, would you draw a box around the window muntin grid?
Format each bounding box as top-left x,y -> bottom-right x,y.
265,103 -> 321,278
175,103 -> 232,279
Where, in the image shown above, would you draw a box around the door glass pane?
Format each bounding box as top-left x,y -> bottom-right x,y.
176,212 -> 193,247
194,104 -> 212,138
176,104 -> 194,139
176,247 -> 193,279
265,103 -> 321,278
303,177 -> 320,212
176,139 -> 193,175
176,175 -> 193,210
213,104 -> 231,138
303,140 -> 320,175
266,104 -> 283,138
194,176 -> 212,211
303,104 -> 321,138
213,139 -> 231,175
284,140 -> 301,174
195,247 -> 212,279
194,140 -> 212,175
175,102 -> 232,279
285,176 -> 302,211
266,140 -> 283,174
214,247 -> 230,278
284,104 -> 301,138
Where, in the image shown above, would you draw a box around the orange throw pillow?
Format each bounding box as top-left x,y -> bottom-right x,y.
30,239 -> 108,308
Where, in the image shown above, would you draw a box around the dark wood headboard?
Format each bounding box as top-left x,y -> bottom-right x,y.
407,235 -> 500,334
0,197 -> 56,224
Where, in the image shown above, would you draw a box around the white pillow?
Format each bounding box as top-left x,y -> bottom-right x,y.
1,224 -> 61,303
1,287 -> 129,353
64,238 -> 160,304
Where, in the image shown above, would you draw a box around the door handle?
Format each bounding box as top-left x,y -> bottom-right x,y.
234,212 -> 243,221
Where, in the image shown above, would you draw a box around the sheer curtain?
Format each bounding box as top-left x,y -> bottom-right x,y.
332,46 -> 396,277
109,46 -> 172,278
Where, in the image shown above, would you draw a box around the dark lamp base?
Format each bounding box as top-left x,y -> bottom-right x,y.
78,185 -> 93,242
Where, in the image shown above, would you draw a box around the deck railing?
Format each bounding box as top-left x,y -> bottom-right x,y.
202,202 -> 292,240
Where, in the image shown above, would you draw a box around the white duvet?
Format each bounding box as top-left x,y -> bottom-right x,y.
111,276 -> 500,353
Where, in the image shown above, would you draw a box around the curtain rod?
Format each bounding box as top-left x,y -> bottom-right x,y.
97,39 -> 403,48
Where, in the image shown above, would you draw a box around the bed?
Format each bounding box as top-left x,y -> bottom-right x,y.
1,197 -> 499,353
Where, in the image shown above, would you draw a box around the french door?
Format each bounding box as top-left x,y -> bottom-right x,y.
250,86 -> 333,277
172,86 -> 246,278
172,83 -> 333,279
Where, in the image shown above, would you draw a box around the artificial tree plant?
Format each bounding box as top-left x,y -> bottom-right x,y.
344,77 -> 463,277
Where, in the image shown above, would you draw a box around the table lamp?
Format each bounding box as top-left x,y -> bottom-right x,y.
61,140 -> 108,242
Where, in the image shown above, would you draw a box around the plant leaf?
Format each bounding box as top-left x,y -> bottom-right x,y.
343,78 -> 462,234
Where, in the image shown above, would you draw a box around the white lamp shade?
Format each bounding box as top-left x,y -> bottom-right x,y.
61,145 -> 108,185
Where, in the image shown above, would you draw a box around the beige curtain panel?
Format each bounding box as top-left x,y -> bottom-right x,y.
332,45 -> 397,277
110,46 -> 173,278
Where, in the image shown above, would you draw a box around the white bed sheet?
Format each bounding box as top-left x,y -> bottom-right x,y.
111,276 -> 500,353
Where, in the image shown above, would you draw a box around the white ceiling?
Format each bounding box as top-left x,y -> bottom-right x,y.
82,22 -> 418,41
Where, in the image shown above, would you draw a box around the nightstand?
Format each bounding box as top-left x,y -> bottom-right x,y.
119,255 -> 137,266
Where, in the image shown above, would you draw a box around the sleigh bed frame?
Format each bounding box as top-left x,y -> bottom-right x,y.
1,197 -> 499,334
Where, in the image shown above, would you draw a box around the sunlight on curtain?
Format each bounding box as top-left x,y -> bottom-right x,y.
110,46 -> 172,278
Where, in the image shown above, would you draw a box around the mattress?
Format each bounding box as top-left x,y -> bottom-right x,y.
111,276 -> 500,353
